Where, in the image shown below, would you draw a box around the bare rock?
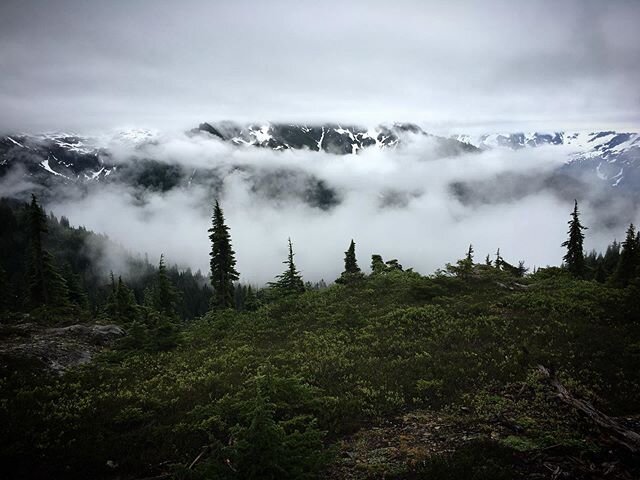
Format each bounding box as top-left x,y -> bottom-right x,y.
0,322 -> 125,374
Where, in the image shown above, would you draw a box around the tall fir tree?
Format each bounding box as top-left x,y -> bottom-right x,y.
613,223 -> 639,287
105,274 -> 139,323
336,239 -> 363,284
61,263 -> 89,310
145,254 -> 180,317
270,238 -> 305,294
603,240 -> 621,274
561,200 -> 587,278
26,194 -> 69,308
208,200 -> 239,309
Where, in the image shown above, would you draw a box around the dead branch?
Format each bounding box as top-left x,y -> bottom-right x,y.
188,446 -> 209,470
537,365 -> 640,453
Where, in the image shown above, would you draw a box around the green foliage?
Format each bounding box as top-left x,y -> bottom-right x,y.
336,239 -> 363,284
227,372 -> 327,480
145,254 -> 181,317
269,238 -> 305,295
209,200 -> 240,309
3,195 -> 640,479
612,223 -> 639,287
561,200 -> 587,278
104,274 -> 139,323
3,264 -> 638,478
0,198 -> 211,320
27,194 -> 70,309
370,254 -> 404,275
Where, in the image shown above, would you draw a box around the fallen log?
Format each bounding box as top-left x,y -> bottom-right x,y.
537,365 -> 640,454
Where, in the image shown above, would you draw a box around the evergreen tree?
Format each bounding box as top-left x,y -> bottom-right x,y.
26,194 -> 69,308
61,263 -> 89,310
484,254 -> 492,267
385,259 -> 403,271
234,284 -> 246,311
244,285 -> 260,311
603,240 -> 621,274
343,240 -> 360,274
516,260 -> 529,277
145,255 -> 180,317
231,374 -> 326,479
446,247 -> 473,278
594,262 -> 607,283
561,200 -> 587,277
270,238 -> 305,294
613,224 -> 639,287
370,254 -> 386,275
105,275 -> 139,322
208,200 -> 239,309
336,239 -> 363,284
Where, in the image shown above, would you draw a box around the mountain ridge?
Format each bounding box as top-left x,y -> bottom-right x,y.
1,123 -> 639,205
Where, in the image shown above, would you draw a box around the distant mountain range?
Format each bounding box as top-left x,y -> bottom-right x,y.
1,123 -> 638,215
452,131 -> 640,189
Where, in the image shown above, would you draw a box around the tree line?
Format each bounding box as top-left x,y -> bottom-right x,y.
208,197 -> 640,310
2,195 -> 639,330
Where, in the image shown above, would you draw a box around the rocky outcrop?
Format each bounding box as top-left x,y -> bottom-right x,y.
0,321 -> 125,374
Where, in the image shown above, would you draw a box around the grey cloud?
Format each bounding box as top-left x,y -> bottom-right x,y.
1,0 -> 639,133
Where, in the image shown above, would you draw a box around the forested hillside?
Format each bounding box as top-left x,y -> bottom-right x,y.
1,197 -> 640,479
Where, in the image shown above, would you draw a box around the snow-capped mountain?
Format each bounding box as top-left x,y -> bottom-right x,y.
1,123 -> 639,212
193,121 -> 476,155
453,131 -> 640,189
0,133 -> 112,183
0,123 -> 474,187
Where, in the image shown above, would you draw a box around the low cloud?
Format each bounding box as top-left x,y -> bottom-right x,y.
25,132 -> 637,284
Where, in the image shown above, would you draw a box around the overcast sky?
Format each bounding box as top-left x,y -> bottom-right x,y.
1,0 -> 639,133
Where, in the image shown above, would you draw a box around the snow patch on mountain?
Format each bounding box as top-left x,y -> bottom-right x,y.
453,130 -> 640,189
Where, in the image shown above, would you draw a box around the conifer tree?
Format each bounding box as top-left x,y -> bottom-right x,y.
594,262 -> 607,283
446,246 -> 474,278
343,239 -> 360,274
62,263 -> 89,310
234,284 -> 245,311
613,223 -> 639,287
105,275 -> 139,322
270,238 -> 305,294
603,240 -> 621,274
26,194 -> 69,308
516,260 -> 528,277
561,200 -> 587,278
209,200 -> 239,309
244,285 -> 260,311
370,254 -> 386,274
146,255 -> 180,317
336,239 -> 363,284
